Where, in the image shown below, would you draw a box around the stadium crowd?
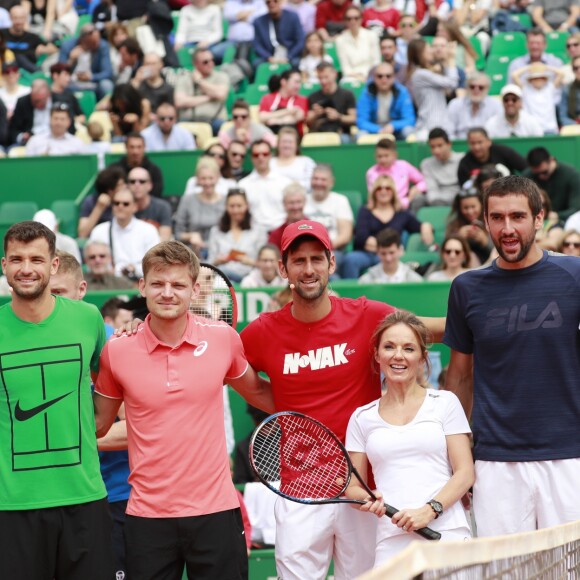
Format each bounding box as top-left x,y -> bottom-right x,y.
1,1 -> 580,579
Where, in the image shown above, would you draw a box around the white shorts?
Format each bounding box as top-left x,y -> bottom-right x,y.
473,458 -> 580,537
374,526 -> 472,568
274,498 -> 377,580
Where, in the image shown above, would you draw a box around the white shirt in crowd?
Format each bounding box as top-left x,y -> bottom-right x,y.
304,191 -> 354,245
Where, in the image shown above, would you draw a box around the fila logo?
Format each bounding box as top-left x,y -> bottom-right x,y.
283,343 -> 350,374
484,301 -> 562,336
193,341 -> 208,357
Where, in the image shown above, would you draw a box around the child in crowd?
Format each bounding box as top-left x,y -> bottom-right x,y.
358,228 -> 423,284
512,62 -> 563,135
299,31 -> 333,84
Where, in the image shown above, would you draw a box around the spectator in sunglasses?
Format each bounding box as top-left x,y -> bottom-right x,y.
560,33 -> 580,84
426,235 -> 471,281
142,101 -> 197,151
558,229 -> 580,256
558,55 -> 580,126
356,61 -> 415,139
218,98 -> 276,148
227,140 -> 250,181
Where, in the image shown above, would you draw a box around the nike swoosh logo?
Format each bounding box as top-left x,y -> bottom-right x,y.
14,391 -> 74,422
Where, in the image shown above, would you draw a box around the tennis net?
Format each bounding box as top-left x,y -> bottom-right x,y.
359,520 -> 580,579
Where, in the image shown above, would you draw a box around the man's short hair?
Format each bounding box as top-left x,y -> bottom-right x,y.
466,71 -> 490,86
83,241 -> 111,260
428,127 -> 450,142
4,221 -> 56,256
380,33 -> 397,44
55,250 -> 84,283
376,228 -> 401,248
527,147 -> 551,167
119,38 -> 143,57
142,241 -> 200,282
526,27 -> 546,40
50,62 -> 72,76
126,132 -> 145,144
250,139 -> 272,153
467,127 -> 489,140
95,166 -> 127,194
283,181 -> 307,200
312,163 -> 335,178
376,138 -> 397,151
231,99 -> 250,112
155,101 -> 176,113
316,61 -> 336,73
100,296 -> 130,320
483,175 -> 543,218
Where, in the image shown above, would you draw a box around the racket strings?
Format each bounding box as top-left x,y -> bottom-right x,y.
190,265 -> 234,326
252,415 -> 350,500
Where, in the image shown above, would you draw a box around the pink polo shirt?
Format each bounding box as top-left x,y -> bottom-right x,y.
365,160 -> 427,208
95,313 -> 248,518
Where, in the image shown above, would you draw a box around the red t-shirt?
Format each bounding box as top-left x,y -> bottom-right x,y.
259,92 -> 309,136
362,7 -> 400,33
315,0 -> 353,30
240,296 -> 395,442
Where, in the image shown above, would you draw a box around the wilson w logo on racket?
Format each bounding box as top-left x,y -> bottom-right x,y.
250,411 -> 441,541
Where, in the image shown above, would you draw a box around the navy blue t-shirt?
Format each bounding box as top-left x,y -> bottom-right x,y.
444,251 -> 580,462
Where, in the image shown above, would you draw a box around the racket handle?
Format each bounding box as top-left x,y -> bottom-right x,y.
383,503 -> 441,541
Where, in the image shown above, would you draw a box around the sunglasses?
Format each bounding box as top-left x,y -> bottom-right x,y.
469,84 -> 486,90
573,65 -> 580,71
158,116 -> 175,121
376,73 -> 393,79
563,241 -> 580,249
129,178 -> 148,184
503,96 -> 519,103
444,249 -> 463,255
233,114 -> 248,120
400,22 -> 415,27
346,15 -> 361,20
229,151 -> 245,158
200,58 -> 214,65
375,186 -> 393,192
252,151 -> 270,158
567,42 -> 580,48
533,169 -> 550,178
207,151 -> 225,159
113,201 -> 132,207
87,253 -> 108,260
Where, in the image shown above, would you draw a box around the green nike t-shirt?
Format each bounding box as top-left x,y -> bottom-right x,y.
0,297 -> 107,510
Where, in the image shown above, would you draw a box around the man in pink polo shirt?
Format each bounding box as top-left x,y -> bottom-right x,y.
365,138 -> 426,210
93,240 -> 274,580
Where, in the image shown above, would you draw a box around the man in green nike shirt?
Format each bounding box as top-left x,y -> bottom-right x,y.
0,221 -> 114,579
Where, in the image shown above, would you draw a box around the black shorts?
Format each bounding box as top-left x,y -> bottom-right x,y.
0,498 -> 115,580
125,508 -> 248,580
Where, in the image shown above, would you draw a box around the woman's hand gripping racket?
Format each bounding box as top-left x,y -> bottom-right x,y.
191,263 -> 238,328
249,411 -> 441,541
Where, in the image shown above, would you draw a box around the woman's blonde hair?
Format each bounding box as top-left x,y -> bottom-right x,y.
368,175 -> 402,212
195,156 -> 221,177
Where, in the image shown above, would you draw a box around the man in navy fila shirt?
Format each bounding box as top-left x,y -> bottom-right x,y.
444,175 -> 580,536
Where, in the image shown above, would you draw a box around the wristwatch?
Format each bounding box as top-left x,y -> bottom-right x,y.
427,499 -> 443,519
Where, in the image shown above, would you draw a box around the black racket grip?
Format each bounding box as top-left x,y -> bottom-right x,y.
383,503 -> 441,541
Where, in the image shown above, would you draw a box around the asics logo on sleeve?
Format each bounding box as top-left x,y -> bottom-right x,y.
283,343 -> 350,374
14,391 -> 74,422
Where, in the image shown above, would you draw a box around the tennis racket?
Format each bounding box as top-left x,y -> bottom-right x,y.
190,263 -> 238,328
250,411 -> 441,541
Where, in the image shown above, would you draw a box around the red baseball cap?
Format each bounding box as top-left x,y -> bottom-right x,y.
280,220 -> 332,252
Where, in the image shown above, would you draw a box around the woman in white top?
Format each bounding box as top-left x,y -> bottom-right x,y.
174,0 -> 223,52
407,37 -> 458,141
175,157 -> 226,257
207,189 -> 266,282
336,5 -> 381,83
184,144 -> 237,196
0,62 -> 30,119
345,311 -> 474,567
269,127 -> 316,190
426,235 -> 471,282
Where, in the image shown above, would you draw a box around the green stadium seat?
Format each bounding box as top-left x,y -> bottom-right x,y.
417,206 -> 451,233
254,62 -> 291,86
323,42 -> 340,71
485,55 -> 511,95
74,91 -> 97,118
469,35 -> 486,71
405,231 -> 444,251
0,202 -> 39,223
51,200 -> 79,239
546,31 -> 568,55
222,45 -> 236,64
509,13 -> 532,29
336,190 -> 363,218
339,79 -> 365,98
243,83 -> 269,105
489,32 -> 527,57
300,82 -> 321,97
177,46 -> 195,70
171,10 -> 180,34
